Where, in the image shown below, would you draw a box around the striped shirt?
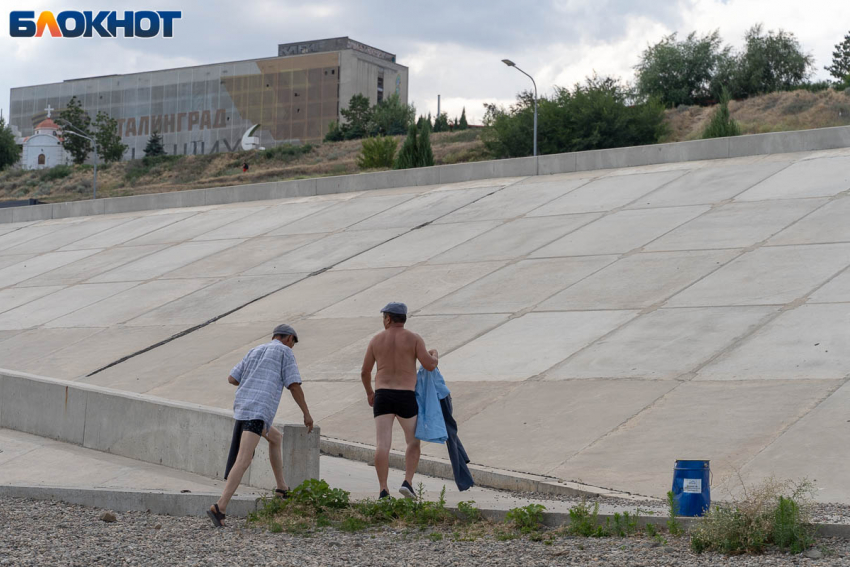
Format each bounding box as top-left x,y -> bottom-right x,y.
230,340 -> 302,431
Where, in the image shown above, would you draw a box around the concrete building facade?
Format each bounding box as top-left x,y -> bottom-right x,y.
8,37 -> 408,161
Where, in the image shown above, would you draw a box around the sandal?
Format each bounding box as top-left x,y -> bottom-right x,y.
275,488 -> 290,500
207,504 -> 226,528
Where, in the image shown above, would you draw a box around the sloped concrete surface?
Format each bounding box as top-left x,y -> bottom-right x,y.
2,149 -> 850,502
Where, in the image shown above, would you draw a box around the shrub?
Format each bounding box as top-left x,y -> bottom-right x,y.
666,490 -> 684,536
288,478 -> 350,512
260,143 -> 313,161
483,75 -> 667,158
356,136 -> 397,170
567,500 -> 605,537
690,478 -> 815,555
40,164 -> 73,181
324,120 -> 345,142
702,89 -> 741,139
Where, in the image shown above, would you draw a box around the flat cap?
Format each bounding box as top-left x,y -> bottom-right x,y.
272,324 -> 298,343
380,302 -> 408,316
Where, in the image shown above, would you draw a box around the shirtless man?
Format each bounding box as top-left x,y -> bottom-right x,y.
361,302 -> 439,499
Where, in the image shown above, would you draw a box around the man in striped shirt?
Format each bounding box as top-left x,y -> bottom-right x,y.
208,324 -> 313,527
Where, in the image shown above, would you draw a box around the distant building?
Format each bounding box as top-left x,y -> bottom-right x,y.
20,109 -> 69,170
9,37 -> 408,162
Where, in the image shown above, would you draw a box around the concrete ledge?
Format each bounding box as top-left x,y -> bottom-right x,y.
0,368 -> 320,489
0,485 -> 259,518
319,437 -> 644,500
3,125 -> 849,225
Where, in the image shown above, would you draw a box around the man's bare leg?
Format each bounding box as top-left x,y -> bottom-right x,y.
264,426 -> 288,492
215,430 -> 262,514
374,414 -> 395,492
397,415 -> 420,486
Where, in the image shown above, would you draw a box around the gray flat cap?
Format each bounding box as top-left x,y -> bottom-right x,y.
272,324 -> 298,343
380,302 -> 408,316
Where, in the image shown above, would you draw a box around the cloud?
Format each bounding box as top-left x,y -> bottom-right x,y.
2,0 -> 848,127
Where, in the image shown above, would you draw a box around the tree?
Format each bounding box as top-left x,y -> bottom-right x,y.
432,112 -> 449,132
340,94 -> 373,139
0,116 -> 21,171
369,93 -> 415,136
701,88 -> 741,139
93,111 -> 127,163
635,31 -> 731,107
144,131 -> 166,157
482,75 -> 667,158
726,25 -> 814,98
394,121 -> 434,169
825,31 -> 850,81
59,96 -> 92,165
458,108 -> 469,130
324,120 -> 344,142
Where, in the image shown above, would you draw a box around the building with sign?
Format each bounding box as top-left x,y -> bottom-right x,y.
8,37 -> 408,161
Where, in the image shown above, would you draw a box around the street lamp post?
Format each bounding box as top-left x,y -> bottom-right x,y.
502,59 -> 537,157
56,119 -> 98,199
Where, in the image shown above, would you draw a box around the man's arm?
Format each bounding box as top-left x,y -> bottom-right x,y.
415,334 -> 439,371
228,375 -> 239,386
287,383 -> 313,433
360,339 -> 376,407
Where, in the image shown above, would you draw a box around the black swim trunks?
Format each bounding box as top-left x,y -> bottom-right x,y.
373,389 -> 418,419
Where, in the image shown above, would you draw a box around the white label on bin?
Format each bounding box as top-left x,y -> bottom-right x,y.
683,479 -> 702,494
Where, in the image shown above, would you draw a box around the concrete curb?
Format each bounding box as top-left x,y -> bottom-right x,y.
2,125 -> 849,225
3,484 -> 848,538
319,437 -> 648,501
0,484 -> 259,518
0,368 -> 320,490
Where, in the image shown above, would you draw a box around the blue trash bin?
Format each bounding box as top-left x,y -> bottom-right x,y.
671,460 -> 711,517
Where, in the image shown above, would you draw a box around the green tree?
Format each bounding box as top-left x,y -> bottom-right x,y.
825,31 -> 850,81
483,75 -> 667,158
324,120 -> 344,142
144,131 -> 166,157
394,121 -> 434,169
340,94 -> 373,140
635,31 -> 731,107
432,112 -> 449,132
726,25 -> 814,98
0,116 -> 21,171
701,88 -> 741,139
458,108 -> 469,130
369,93 -> 415,136
58,96 -> 92,165
93,111 -> 127,163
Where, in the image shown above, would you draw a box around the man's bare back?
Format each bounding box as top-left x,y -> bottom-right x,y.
370,326 -> 423,391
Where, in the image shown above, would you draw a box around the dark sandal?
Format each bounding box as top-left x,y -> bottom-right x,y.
275,488 -> 290,499
207,504 -> 226,527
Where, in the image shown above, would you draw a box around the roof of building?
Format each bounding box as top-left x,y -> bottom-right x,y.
34,118 -> 60,131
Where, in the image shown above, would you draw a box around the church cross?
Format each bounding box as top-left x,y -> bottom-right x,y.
45,105 -> 54,118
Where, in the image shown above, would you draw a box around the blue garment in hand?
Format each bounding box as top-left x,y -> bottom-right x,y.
414,367 -> 449,443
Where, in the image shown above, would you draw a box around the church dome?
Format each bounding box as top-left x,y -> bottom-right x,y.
34,118 -> 60,131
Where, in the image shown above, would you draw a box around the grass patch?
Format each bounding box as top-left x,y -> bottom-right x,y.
40,164 -> 73,181
690,478 -> 816,555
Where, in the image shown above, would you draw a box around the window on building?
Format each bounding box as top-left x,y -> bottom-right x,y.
377,75 -> 384,104
38,154 -> 45,165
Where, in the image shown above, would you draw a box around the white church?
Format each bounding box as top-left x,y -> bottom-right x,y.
19,106 -> 71,170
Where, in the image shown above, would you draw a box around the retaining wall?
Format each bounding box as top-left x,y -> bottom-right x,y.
0,368 -> 320,489
3,126 -> 849,225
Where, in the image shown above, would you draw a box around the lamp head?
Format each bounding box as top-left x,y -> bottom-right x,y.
502,59 -> 515,67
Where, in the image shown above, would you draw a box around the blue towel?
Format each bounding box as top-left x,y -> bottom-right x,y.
415,367 -> 449,443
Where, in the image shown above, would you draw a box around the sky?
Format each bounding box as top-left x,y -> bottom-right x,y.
2,0 -> 849,125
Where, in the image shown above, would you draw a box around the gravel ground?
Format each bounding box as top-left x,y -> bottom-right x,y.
2,498 -> 849,567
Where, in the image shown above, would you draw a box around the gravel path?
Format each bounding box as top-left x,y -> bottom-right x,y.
1,497 -> 848,566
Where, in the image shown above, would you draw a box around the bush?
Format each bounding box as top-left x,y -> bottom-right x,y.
483,75 -> 667,158
690,478 -> 815,555
40,164 -> 73,181
260,143 -> 313,161
356,136 -> 397,170
324,120 -> 345,142
288,478 -> 350,512
702,89 -> 741,139
369,93 -> 415,136
567,500 -> 605,537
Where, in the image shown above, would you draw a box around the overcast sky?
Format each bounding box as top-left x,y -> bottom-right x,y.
2,0 -> 849,124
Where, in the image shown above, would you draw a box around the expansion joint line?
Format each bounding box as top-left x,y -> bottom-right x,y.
85,179 -> 527,377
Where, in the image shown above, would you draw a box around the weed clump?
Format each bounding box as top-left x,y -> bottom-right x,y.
690,478 -> 815,555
